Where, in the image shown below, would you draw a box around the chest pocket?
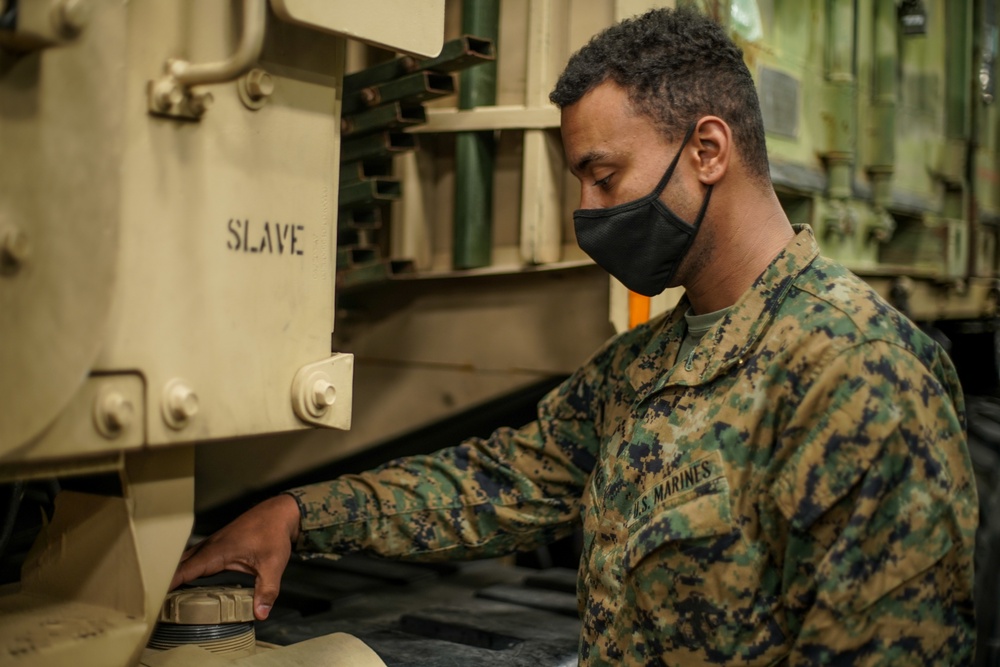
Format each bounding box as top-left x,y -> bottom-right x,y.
623,471 -> 790,665
624,477 -> 732,572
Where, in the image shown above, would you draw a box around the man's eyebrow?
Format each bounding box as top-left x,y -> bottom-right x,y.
572,150 -> 609,176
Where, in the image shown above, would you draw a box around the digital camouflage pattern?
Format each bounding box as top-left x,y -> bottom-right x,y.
287,226 -> 977,665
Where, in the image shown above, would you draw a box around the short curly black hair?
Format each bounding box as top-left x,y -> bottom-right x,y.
550,7 -> 770,187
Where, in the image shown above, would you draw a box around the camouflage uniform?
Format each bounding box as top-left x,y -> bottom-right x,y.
288,226 -> 977,665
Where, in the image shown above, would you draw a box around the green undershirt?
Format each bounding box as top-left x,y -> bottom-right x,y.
676,306 -> 731,367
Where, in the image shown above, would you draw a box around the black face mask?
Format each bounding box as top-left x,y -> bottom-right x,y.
573,123 -> 713,297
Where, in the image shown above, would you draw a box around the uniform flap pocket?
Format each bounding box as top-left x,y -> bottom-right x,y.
817,502 -> 956,615
624,452 -> 733,572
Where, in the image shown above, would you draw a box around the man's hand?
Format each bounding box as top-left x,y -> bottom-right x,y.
170,493 -> 302,621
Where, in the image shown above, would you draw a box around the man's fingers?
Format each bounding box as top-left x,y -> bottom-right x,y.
252,559 -> 285,620
170,539 -> 211,590
179,541 -> 205,563
170,545 -> 256,590
169,549 -> 220,590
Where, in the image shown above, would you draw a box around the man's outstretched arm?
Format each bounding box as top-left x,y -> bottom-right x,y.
170,331 -> 619,620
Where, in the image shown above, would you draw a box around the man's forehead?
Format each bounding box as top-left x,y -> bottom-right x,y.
560,82 -> 656,172
562,80 -> 632,124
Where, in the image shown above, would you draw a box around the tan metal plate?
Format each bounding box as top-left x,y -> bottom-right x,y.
3,374 -> 144,465
0,0 -> 126,454
0,594 -> 146,667
91,3 -> 349,446
270,0 -> 445,57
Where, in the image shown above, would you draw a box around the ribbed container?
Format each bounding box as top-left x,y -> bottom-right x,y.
148,586 -> 256,656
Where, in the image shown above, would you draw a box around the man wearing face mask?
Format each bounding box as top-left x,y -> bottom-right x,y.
173,7 -> 977,665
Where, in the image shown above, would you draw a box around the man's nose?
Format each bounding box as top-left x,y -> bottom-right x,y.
578,188 -> 601,211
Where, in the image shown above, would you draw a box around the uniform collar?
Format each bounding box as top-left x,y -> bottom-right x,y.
626,225 -> 820,396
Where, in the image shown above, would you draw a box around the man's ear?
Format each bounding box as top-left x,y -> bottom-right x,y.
692,116 -> 731,185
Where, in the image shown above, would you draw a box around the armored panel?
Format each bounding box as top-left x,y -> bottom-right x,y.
1,0 -> 359,462
0,2 -> 447,665
271,0 -> 446,57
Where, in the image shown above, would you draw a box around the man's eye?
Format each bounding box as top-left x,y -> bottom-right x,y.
593,175 -> 612,189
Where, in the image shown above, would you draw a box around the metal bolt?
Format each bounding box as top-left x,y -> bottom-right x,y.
151,78 -> 184,112
51,0 -> 91,37
1,226 -> 29,271
311,379 -> 336,412
166,382 -> 199,423
244,69 -> 274,101
188,90 -> 214,117
96,391 -> 134,436
360,87 -> 379,106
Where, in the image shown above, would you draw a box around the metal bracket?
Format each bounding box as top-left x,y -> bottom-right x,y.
147,0 -> 266,120
291,353 -> 354,429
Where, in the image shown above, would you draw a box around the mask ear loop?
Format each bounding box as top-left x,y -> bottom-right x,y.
650,121 -> 699,197
662,125 -> 714,287
692,184 -> 714,225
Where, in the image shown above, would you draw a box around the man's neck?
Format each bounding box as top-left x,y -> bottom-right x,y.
684,193 -> 795,315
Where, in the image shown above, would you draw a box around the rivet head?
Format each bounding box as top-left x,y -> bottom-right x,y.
169,386 -> 198,420
245,69 -> 274,101
151,78 -> 184,112
94,390 -> 134,438
51,0 -> 91,37
163,380 -> 198,429
1,226 -> 29,273
311,379 -> 336,412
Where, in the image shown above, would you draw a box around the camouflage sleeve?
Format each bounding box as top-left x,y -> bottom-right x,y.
284,338 -> 612,562
769,339 -> 978,664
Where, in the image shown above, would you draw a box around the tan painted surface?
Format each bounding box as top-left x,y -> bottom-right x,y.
272,0 -> 444,57
0,2 -> 446,664
197,265 -> 615,508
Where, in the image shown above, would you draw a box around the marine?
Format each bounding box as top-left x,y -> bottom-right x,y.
174,7 -> 978,665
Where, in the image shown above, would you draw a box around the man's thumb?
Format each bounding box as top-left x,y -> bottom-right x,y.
253,570 -> 281,620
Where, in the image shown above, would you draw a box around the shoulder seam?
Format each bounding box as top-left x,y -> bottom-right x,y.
789,280 -> 917,351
